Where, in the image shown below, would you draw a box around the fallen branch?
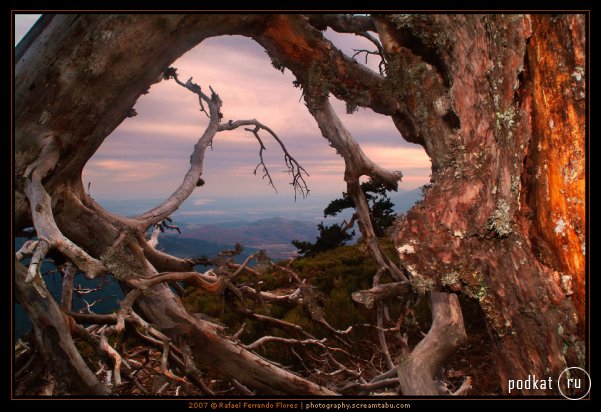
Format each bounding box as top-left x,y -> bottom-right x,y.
243,336 -> 327,351
352,281 -> 410,309
181,342 -> 215,396
231,379 -> 254,395
229,253 -> 256,279
128,270 -> 225,294
376,302 -> 394,371
99,330 -> 122,386
235,307 -> 314,339
16,239 -> 39,261
369,367 -> 397,384
139,234 -> 211,272
339,378 -> 399,393
239,286 -> 301,303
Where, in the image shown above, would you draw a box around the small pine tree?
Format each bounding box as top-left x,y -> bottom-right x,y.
292,223 -> 354,257
293,179 -> 397,257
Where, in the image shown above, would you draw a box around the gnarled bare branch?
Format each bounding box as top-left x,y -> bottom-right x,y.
16,239 -> 39,261
243,336 -> 327,351
219,120 -> 309,198
304,94 -> 406,283
129,270 -> 225,294
134,71 -> 221,227
352,281 -> 410,309
24,176 -> 107,282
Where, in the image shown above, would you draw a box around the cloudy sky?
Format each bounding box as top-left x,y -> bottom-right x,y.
15,15 -> 431,209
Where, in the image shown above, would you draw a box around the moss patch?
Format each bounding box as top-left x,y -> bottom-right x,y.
486,199 -> 513,237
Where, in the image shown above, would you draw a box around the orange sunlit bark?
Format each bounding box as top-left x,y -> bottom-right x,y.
527,14 -> 586,329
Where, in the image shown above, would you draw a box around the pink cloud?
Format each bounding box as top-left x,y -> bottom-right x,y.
40,25 -> 430,200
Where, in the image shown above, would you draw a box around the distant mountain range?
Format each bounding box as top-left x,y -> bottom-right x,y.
94,187 -> 424,226
159,217 -> 317,261
156,187 -> 423,261
45,189 -> 425,263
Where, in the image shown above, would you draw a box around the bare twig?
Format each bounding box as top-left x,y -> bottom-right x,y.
156,382 -> 169,394
369,367 -> 398,383
370,268 -> 394,371
376,302 -> 394,371
73,277 -> 108,296
136,68 -> 309,228
227,261 -> 262,279
339,378 -> 399,393
272,262 -> 303,283
161,217 -> 181,233
137,232 -> 211,272
160,340 -> 170,372
80,297 -> 104,314
290,346 -> 313,375
218,120 -> 310,199
235,307 -> 314,339
243,336 -> 327,351
163,369 -> 188,386
233,323 -> 246,340
325,352 -> 362,378
341,213 -> 359,233
229,253 -> 256,279
352,31 -> 387,75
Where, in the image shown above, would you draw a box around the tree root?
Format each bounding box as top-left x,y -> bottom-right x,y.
397,292 -> 467,395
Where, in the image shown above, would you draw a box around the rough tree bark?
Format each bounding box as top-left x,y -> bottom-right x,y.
14,13 -> 585,395
372,14 -> 585,394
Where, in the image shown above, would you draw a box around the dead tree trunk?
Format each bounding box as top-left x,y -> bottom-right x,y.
14,13 -> 585,395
